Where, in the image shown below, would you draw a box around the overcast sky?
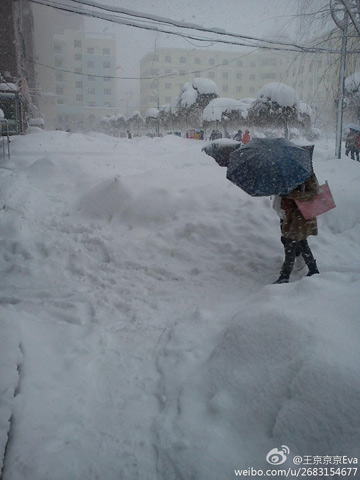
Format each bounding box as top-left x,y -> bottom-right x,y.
80,0 -> 300,111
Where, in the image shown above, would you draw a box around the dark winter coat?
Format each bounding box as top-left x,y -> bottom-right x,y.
280,174 -> 319,241
345,130 -> 357,149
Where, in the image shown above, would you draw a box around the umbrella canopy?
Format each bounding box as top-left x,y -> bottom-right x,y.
226,137 -> 313,197
202,139 -> 241,167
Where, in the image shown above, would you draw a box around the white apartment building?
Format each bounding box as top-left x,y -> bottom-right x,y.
139,46 -> 347,126
53,30 -> 117,131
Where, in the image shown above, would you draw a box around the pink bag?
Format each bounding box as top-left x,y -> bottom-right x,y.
295,182 -> 336,219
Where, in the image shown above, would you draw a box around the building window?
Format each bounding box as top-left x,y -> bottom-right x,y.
103,48 -> 110,55
180,57 -> 186,63
222,72 -> 229,79
262,58 -> 277,66
223,59 -> 229,65
208,72 -> 215,79
236,60 -> 243,67
222,85 -> 229,92
236,72 -> 242,80
165,55 -> 171,63
87,61 -> 95,68
87,47 -> 95,54
165,83 -> 171,89
149,96 -> 157,102
262,73 -> 277,80
250,61 -> 256,67
55,59 -> 63,67
250,74 -> 256,80
104,76 -> 111,82
88,75 -> 95,81
56,87 -> 64,95
88,102 -> 95,107
55,72 -> 63,81
194,71 -> 201,78
165,69 -> 172,74
54,45 -> 62,53
74,40 -> 81,48
76,81 -> 83,88
209,58 -> 215,65
105,102 -> 111,107
194,58 -> 201,64
88,88 -> 95,94
75,54 -> 82,61
103,61 -> 111,68
75,68 -> 82,74
104,89 -> 111,95
236,86 -> 243,93
76,95 -> 83,102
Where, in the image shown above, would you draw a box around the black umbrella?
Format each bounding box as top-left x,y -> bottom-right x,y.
202,139 -> 241,167
226,137 -> 314,197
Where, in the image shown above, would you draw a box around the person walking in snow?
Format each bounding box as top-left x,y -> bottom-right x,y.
355,133 -> 360,162
242,129 -> 250,144
233,129 -> 243,142
345,128 -> 357,160
274,174 -> 320,284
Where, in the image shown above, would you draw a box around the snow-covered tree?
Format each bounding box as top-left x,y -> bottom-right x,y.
175,78 -> 219,129
203,97 -> 249,132
126,111 -> 145,136
145,108 -> 159,134
344,72 -> 360,122
248,83 -> 312,136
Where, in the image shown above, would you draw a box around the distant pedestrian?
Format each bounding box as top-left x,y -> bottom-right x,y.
127,130 -> 132,139
209,129 -> 216,141
242,129 -> 250,144
233,129 -> 243,142
345,128 -> 357,160
355,133 -> 360,162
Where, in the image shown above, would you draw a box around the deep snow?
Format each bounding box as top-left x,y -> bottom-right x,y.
1,130 -> 360,480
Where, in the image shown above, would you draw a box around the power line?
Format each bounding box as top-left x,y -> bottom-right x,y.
28,0 -> 360,54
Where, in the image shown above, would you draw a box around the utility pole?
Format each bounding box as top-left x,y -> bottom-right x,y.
331,0 -> 349,159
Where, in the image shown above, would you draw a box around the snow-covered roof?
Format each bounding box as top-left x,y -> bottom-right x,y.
203,97 -> 249,122
256,82 -> 299,107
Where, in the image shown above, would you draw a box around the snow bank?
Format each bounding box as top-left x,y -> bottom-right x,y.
1,130 -> 360,479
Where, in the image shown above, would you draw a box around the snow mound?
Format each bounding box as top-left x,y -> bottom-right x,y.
75,176 -> 178,227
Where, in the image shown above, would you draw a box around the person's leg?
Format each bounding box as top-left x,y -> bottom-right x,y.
298,240 -> 319,276
274,239 -> 298,283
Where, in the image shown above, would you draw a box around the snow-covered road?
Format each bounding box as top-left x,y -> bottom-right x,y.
1,130 -> 360,479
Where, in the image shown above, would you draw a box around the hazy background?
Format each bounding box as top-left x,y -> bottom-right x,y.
81,0 -> 300,112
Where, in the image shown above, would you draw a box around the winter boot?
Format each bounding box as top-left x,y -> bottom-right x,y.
273,271 -> 290,284
306,260 -> 319,277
